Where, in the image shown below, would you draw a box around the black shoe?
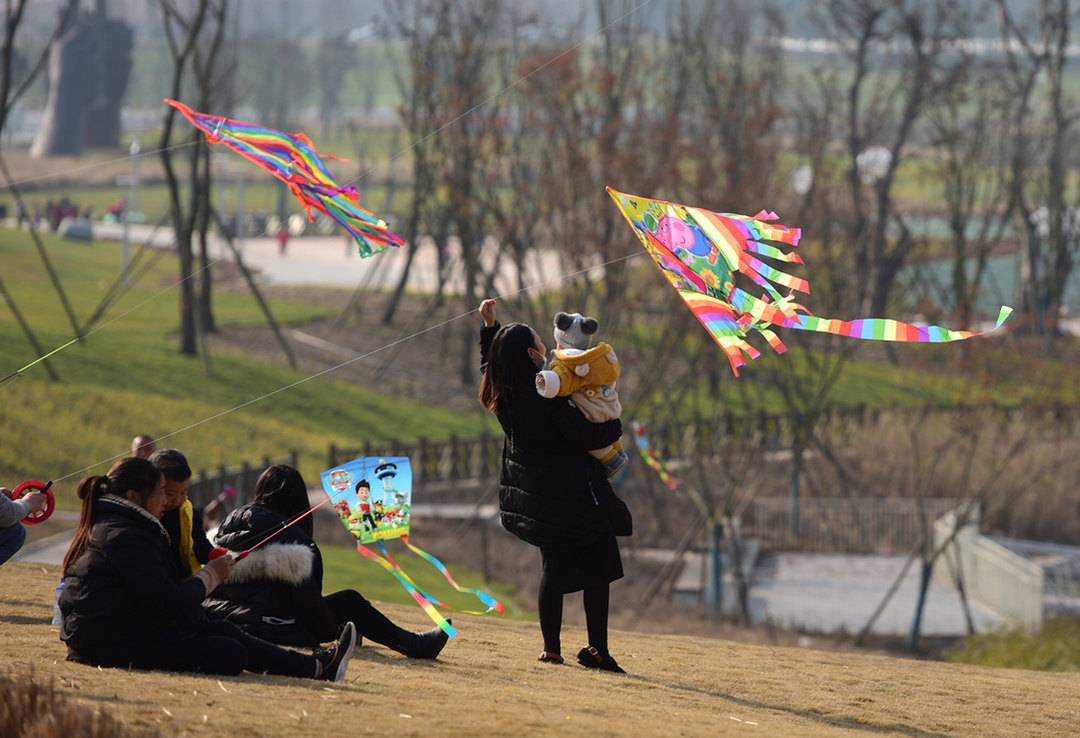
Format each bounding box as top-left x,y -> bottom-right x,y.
397,619 -> 451,659
317,621 -> 357,681
577,646 -> 625,673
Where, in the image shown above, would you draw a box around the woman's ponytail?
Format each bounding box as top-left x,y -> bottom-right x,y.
63,475 -> 110,573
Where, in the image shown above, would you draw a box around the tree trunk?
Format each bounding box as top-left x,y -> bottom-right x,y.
177,228 -> 198,355
197,144 -> 215,334
906,558 -> 934,652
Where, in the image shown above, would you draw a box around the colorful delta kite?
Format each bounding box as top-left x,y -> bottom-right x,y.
631,422 -> 680,492
607,187 -> 1013,376
320,457 -> 505,638
166,99 -> 404,257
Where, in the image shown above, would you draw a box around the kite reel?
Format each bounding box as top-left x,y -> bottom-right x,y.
4,480 -> 56,525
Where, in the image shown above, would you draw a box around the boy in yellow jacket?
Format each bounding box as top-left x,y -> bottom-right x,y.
151,448 -> 213,576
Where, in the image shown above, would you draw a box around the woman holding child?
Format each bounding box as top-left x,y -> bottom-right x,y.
60,457 -> 356,681
478,298 -> 629,672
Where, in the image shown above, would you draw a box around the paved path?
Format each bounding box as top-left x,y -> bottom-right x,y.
746,553 -> 1005,637
93,222 -> 589,293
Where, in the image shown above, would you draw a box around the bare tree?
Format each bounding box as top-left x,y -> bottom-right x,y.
927,63 -> 1012,331
998,0 -> 1080,338
817,0 -> 966,316
158,0 -> 212,356
382,0 -> 444,327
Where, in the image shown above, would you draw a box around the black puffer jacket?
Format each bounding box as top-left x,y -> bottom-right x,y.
481,323 -> 624,548
60,495 -> 207,667
202,503 -> 330,646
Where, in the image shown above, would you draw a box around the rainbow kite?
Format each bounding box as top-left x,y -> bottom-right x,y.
607,187 -> 1012,376
166,99 -> 404,257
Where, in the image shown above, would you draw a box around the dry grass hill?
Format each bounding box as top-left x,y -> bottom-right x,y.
1,564 -> 1077,737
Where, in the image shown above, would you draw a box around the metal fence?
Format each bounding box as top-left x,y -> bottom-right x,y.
744,496 -> 963,553
328,404 -> 1077,493
187,451 -> 298,513
328,434 -> 502,490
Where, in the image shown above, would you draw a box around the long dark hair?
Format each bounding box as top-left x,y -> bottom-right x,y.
479,323 -> 539,416
63,458 -> 162,573
254,464 -> 313,538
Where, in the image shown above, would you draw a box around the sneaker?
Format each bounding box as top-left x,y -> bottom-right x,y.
318,621 -> 357,681
577,645 -> 625,673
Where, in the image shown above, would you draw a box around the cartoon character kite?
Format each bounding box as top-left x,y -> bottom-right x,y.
320,457 -> 504,638
607,187 -> 1013,376
166,99 -> 404,257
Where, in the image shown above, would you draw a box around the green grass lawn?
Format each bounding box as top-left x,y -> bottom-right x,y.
0,227 -> 491,504
946,618 -> 1080,672
321,543 -> 529,620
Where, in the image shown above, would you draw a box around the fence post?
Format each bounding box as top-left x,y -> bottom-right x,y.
196,469 -> 208,507
290,450 -> 298,469
364,441 -> 373,459
417,437 -> 428,486
328,443 -> 337,468
480,518 -> 490,583
450,435 -> 459,480
705,521 -> 723,617
480,431 -> 492,476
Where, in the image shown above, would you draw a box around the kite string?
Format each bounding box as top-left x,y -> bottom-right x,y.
53,251 -> 645,484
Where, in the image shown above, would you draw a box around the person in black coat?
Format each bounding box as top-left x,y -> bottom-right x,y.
59,458 -> 356,681
478,298 -> 628,672
203,464 -> 449,659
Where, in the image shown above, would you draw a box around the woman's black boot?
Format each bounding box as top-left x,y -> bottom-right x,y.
577,645 -> 625,673
393,620 -> 451,659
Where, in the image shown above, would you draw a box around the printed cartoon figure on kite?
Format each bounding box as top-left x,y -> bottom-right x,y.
333,500 -> 351,522
351,480 -> 379,535
607,187 -> 1013,376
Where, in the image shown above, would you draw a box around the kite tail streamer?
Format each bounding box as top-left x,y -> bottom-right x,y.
376,540 -> 446,608
356,543 -> 458,638
401,535 -> 506,615
631,422 -> 681,492
783,305 -> 1015,343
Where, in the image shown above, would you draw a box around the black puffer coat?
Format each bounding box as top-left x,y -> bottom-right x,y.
481,323 -> 625,549
202,503 -> 330,646
59,495 -> 207,667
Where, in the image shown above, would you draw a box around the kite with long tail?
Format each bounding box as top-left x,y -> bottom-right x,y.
607,187 -> 1012,376
166,99 -> 404,257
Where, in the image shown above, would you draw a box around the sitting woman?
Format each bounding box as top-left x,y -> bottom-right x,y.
204,464 -> 449,660
60,458 -> 355,681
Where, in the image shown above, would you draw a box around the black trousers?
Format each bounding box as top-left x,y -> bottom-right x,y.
538,572 -> 611,656
147,620 -> 316,678
305,589 -> 412,649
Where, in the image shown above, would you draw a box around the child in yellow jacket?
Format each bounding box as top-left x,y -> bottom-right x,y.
535,312 -> 627,477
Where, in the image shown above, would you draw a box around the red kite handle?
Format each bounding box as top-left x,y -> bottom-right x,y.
11,480 -> 55,525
